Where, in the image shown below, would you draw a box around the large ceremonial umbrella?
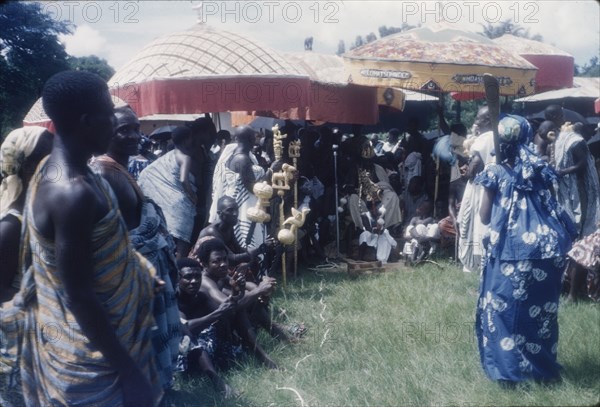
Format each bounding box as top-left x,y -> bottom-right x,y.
109,24 -> 311,117
343,23 -> 538,97
493,34 -> 574,92
515,77 -> 600,118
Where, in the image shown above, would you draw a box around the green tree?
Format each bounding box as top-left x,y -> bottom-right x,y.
480,19 -> 543,41
0,2 -> 73,137
349,35 -> 364,50
365,32 -> 377,43
378,23 -> 416,38
378,25 -> 402,38
574,56 -> 600,77
336,40 -> 345,56
68,55 -> 115,81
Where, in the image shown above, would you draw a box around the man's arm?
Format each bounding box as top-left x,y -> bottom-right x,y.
201,273 -> 274,310
185,297 -> 237,333
176,150 -> 198,204
479,187 -> 494,226
559,141 -> 588,176
467,152 -> 484,180
51,181 -> 153,405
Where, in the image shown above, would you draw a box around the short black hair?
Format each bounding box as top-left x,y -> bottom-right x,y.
217,195 -> 237,210
450,123 -> 467,136
42,70 -> 111,133
114,105 -> 134,116
171,126 -> 192,147
177,257 -> 202,271
196,238 -> 228,265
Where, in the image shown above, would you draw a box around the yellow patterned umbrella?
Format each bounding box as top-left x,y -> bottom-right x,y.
343,24 -> 538,97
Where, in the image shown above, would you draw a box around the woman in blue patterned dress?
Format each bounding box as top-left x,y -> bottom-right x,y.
475,115 -> 577,385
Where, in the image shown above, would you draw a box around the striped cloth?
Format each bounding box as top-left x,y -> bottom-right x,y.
222,153 -> 266,250
130,199 -> 182,390
91,154 -> 181,391
18,161 -> 163,406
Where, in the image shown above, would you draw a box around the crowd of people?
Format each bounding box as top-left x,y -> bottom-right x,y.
0,70 -> 599,404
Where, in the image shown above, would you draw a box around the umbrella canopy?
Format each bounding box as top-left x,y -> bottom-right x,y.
22,95 -> 128,132
343,23 -> 538,97
515,77 -> 600,102
109,24 -> 310,117
493,34 -> 574,92
528,108 -> 588,124
149,125 -> 179,139
284,51 -> 379,124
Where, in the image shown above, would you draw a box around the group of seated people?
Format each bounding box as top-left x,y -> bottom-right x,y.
0,70 -> 599,405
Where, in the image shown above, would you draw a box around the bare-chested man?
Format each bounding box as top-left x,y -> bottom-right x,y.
90,105 -> 181,391
19,71 -> 161,405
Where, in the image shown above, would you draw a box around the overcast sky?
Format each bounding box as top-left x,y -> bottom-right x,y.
47,1 -> 599,71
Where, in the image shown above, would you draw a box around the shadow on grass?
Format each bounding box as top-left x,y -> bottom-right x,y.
561,351 -> 600,389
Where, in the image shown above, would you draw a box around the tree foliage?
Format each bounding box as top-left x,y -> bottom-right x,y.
68,55 -> 115,82
336,40 -> 345,56
378,23 -> 417,38
0,2 -> 73,136
574,56 -> 600,77
480,19 -> 543,41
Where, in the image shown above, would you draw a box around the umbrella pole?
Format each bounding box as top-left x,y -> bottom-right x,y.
333,144 -> 340,259
289,141 -> 301,278
279,195 -> 286,289
434,156 -> 440,218
483,74 -> 502,164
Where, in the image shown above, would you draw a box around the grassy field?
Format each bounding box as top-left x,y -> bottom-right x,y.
167,259 -> 600,407
1,259 -> 597,406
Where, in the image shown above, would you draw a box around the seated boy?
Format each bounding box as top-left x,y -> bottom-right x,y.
195,238 -> 280,369
176,257 -> 242,398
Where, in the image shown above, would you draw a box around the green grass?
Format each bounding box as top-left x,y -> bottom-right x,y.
2,260 -> 597,406
166,260 -> 600,407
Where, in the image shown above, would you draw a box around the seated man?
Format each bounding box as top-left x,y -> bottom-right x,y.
358,201 -> 398,264
176,258 -> 241,398
195,238 -> 280,369
189,196 -> 271,276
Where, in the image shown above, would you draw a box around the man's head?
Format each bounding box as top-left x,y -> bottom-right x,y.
190,117 -> 217,149
473,106 -> 492,134
544,105 -> 564,127
537,120 -> 559,142
234,126 -> 257,148
177,257 -> 203,296
110,106 -> 141,157
197,238 -> 229,280
216,129 -> 231,146
450,123 -> 467,137
408,175 -> 424,196
388,128 -> 401,144
172,126 -> 195,154
217,195 -> 239,225
42,71 -> 115,154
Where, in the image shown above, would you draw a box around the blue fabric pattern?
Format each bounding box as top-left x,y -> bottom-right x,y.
474,124 -> 575,383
